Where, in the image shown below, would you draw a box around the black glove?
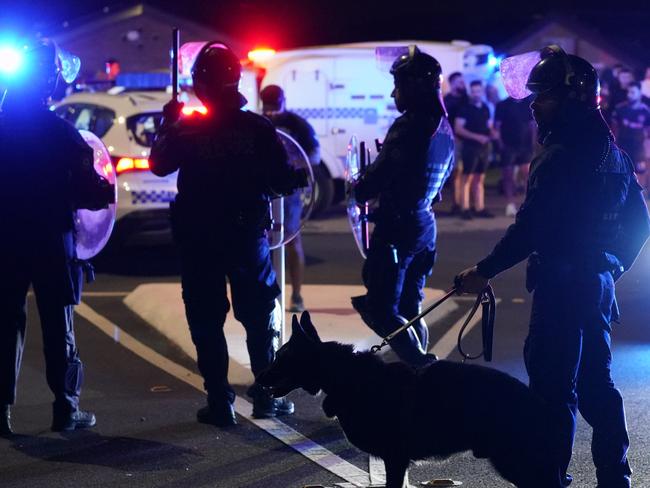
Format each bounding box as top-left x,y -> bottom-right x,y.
162,100 -> 184,125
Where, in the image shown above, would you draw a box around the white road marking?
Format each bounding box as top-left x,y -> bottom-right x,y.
369,455 -> 386,485
86,287 -> 490,487
75,301 -> 372,488
28,291 -> 130,298
82,291 -> 131,297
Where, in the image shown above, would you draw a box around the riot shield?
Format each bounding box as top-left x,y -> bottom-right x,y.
74,130 -> 117,260
345,136 -> 370,258
268,130 -> 315,249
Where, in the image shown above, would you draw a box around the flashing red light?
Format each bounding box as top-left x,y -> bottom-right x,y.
247,48 -> 276,64
114,157 -> 150,175
181,105 -> 208,116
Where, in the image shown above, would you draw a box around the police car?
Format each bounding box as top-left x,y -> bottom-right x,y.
54,80 -> 203,243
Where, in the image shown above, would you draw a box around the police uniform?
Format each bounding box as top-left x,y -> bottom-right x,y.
353,63 -> 455,367
462,47 -> 650,487
151,100 -> 305,421
0,105 -> 111,431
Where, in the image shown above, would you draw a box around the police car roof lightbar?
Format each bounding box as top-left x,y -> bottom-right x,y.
247,47 -> 276,64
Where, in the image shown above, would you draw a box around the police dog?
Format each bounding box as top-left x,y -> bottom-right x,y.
257,312 -> 563,488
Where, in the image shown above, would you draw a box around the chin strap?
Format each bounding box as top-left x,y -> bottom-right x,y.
370,285 -> 496,362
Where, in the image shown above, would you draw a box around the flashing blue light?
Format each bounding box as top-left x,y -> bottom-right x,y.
487,54 -> 501,69
0,46 -> 23,75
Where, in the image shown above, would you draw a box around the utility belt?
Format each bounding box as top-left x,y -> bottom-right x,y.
170,197 -> 270,244
525,251 -> 623,292
371,205 -> 433,224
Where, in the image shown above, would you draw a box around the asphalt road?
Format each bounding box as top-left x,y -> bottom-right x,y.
2,205 -> 650,488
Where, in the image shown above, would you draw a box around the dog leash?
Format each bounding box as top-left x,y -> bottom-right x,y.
370,285 -> 496,362
457,285 -> 496,362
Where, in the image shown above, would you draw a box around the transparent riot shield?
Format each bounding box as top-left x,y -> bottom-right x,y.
74,130 -> 117,260
268,130 -> 315,250
345,135 -> 370,258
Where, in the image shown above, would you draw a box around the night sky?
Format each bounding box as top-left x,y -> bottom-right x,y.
1,0 -> 650,59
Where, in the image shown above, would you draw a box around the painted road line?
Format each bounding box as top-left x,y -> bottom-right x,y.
28,291 -> 130,298
82,291 -> 131,297
75,301 -> 372,488
368,455 -> 386,485
123,283 -> 455,386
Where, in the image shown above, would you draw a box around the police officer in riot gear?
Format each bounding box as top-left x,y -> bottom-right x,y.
150,43 -> 307,426
0,39 -> 115,434
456,46 -> 650,487
351,46 -> 455,367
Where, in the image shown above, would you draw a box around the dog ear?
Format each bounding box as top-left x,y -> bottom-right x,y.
291,314 -> 303,338
299,311 -> 322,342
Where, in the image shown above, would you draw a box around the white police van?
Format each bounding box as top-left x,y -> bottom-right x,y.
242,41 -> 499,213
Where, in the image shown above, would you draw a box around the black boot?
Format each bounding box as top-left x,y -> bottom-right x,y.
248,384 -> 294,419
197,398 -> 237,427
1,405 -> 12,436
51,409 -> 96,432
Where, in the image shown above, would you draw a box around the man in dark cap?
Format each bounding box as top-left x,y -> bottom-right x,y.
261,84 -> 320,313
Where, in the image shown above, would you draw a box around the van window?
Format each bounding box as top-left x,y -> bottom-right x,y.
55,104 -> 116,138
127,112 -> 163,147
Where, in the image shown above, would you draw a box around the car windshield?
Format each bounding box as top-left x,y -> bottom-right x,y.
127,112 -> 163,147
55,104 -> 116,138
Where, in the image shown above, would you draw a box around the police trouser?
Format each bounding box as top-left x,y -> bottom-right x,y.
179,234 -> 281,403
362,234 -> 436,367
0,247 -> 83,415
525,268 -> 631,487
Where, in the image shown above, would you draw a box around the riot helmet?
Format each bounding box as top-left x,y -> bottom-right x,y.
260,84 -> 285,112
389,45 -> 446,115
526,46 -> 600,108
501,45 -> 600,108
191,42 -> 246,109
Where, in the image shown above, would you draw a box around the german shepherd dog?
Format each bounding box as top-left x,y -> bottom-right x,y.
257,312 -> 564,488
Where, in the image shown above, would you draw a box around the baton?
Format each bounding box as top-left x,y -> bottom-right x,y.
359,141 -> 370,254
171,28 -> 180,102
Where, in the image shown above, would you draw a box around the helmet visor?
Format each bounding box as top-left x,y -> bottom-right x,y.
180,41 -> 228,78
375,45 -> 411,72
56,47 -> 80,83
499,50 -> 541,99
